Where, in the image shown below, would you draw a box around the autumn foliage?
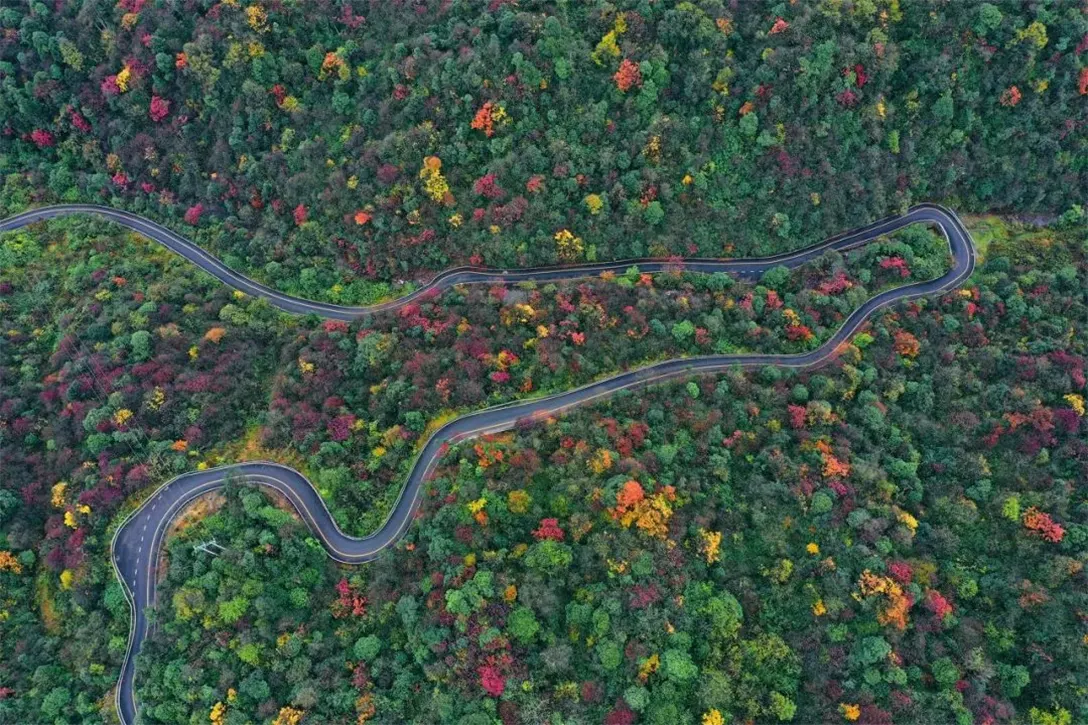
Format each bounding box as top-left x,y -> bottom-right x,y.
1022,507 -> 1064,543
149,95 -> 170,122
613,59 -> 642,92
1,4 -> 1086,723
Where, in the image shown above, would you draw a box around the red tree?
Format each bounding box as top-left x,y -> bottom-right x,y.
532,518 -> 564,541
30,129 -> 55,148
614,59 -> 642,92
479,665 -> 504,696
149,96 -> 170,122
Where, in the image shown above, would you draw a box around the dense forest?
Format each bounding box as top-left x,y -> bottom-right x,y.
1,1 -> 1087,724
139,220 -> 1085,724
2,212 -> 1085,723
263,221 -> 950,534
0,217 -> 283,722
2,1 -> 1086,302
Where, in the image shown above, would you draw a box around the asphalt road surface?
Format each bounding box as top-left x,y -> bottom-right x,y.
0,203 -> 976,724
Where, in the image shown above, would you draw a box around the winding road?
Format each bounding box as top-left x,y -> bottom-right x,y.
1,203 -> 976,724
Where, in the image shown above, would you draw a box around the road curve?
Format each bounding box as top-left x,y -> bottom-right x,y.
1,203 -> 976,724
3,202 -> 965,319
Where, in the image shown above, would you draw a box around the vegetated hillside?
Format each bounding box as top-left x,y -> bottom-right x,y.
262,222 -> 951,535
2,2 -> 1086,301
0,213 -> 951,628
138,227 -> 1086,724
0,208 -> 955,720
0,218 -> 284,722
2,212 -> 1083,722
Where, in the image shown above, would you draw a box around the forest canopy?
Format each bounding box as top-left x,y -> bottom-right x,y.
2,0 -> 1086,302
1,1 -> 1086,724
